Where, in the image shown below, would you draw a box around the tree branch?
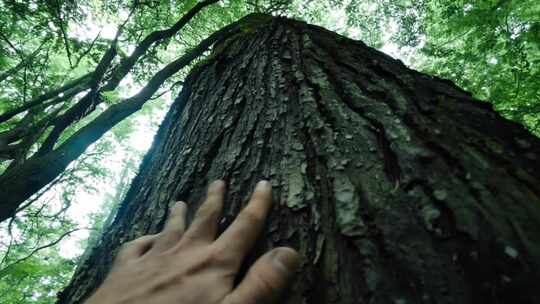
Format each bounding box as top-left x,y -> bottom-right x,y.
0,73 -> 93,124
72,31 -> 101,70
0,228 -> 87,277
0,38 -> 49,84
0,16 -> 243,223
53,0 -> 73,68
36,0 -> 220,155
0,31 -> 24,58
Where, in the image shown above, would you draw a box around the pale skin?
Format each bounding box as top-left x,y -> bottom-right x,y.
86,180 -> 300,304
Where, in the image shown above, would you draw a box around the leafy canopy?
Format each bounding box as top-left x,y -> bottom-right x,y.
0,0 -> 538,303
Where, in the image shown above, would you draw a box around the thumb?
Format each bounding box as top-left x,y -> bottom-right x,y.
224,247 -> 300,304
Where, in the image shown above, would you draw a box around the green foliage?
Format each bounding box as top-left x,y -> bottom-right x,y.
0,0 -> 539,302
291,0 -> 539,134
415,0 -> 540,133
101,90 -> 121,104
0,200 -> 80,303
0,249 -> 76,304
0,134 -> 143,303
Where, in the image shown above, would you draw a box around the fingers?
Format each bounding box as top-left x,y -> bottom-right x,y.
223,247 -> 300,304
151,201 -> 187,253
213,180 -> 272,267
115,235 -> 156,265
181,180 -> 225,244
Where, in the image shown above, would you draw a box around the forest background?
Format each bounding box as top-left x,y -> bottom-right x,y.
0,0 -> 538,302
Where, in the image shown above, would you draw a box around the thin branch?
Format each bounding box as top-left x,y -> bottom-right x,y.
0,31 -> 24,58
22,66 -> 28,103
15,171 -> 72,214
37,0 -> 220,155
0,228 -> 88,275
56,18 -> 242,158
72,31 -> 101,69
3,106 -> 64,170
150,80 -> 184,100
53,0 -> 74,68
0,217 -> 16,266
0,73 -> 92,124
0,38 -> 49,84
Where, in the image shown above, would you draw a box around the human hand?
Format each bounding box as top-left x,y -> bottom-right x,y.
85,180 -> 300,304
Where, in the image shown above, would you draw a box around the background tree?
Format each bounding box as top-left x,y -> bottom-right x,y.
0,0 -> 230,222
59,15 -> 540,304
319,0 -> 539,132
393,0 -> 540,132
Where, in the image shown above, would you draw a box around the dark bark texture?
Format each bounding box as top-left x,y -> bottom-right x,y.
59,15 -> 540,304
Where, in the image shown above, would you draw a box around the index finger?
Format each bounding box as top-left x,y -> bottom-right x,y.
213,180 -> 272,266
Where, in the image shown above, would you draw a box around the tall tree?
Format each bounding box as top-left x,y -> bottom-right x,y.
59,14 -> 540,304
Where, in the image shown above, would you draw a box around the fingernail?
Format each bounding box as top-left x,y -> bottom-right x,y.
255,180 -> 271,192
209,180 -> 225,192
171,201 -> 186,214
273,248 -> 300,275
175,201 -> 187,209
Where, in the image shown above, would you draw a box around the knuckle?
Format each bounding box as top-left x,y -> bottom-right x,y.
209,244 -> 229,263
177,233 -> 206,248
179,233 -> 198,245
156,232 -> 180,247
208,245 -> 238,271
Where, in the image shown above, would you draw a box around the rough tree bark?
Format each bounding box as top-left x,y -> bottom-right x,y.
58,15 -> 540,304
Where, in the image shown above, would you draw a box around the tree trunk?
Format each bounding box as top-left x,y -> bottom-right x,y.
58,15 -> 540,304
